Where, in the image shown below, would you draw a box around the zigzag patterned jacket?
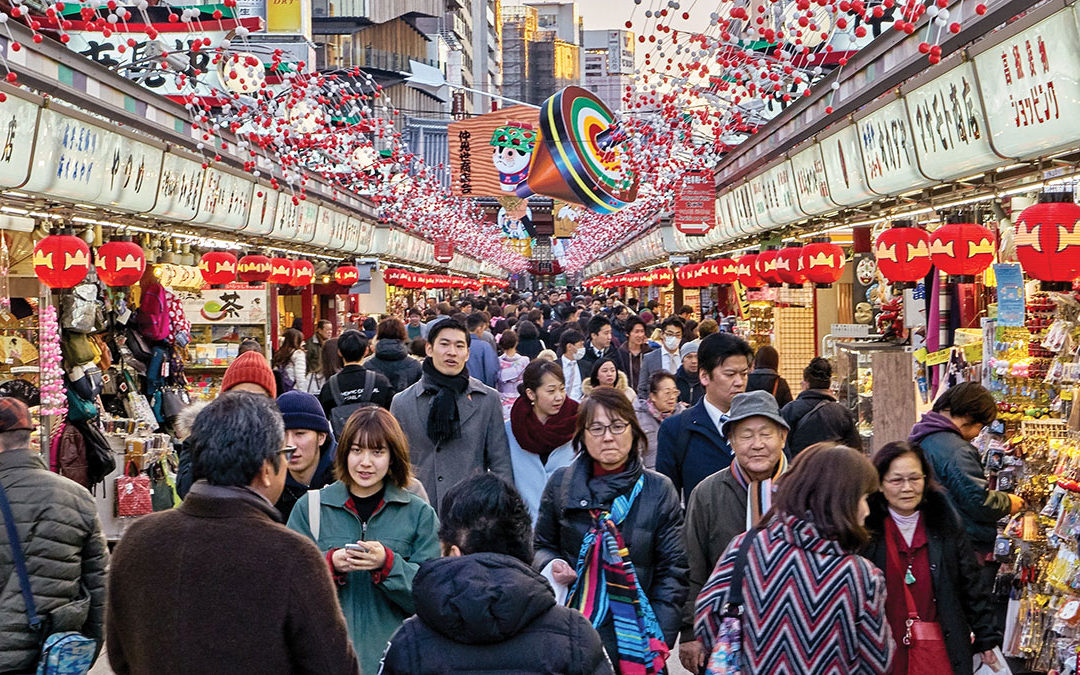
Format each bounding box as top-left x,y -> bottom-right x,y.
694,514 -> 894,674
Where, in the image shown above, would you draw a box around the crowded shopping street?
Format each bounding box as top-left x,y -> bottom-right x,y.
1,0 -> 1080,673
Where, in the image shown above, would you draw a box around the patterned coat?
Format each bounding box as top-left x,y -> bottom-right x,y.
695,514 -> 894,674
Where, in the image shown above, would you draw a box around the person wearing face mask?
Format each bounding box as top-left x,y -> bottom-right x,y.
559,329 -> 586,402
633,372 -> 687,471
506,360 -> 580,522
636,317 -> 685,399
274,390 -> 336,521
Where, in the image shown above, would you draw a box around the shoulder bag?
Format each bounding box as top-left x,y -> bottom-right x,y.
0,478 -> 97,674
705,527 -> 761,675
887,523 -> 953,672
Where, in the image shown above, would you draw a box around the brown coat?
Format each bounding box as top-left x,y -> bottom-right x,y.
106,482 -> 359,675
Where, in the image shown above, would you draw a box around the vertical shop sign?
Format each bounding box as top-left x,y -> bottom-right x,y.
674,170 -> 715,235
994,263 -> 1026,327
762,162 -> 803,224
790,143 -> 835,215
448,105 -> 540,198
97,136 -> 163,213
149,151 -> 204,221
434,241 -> 454,263
243,187 -> 278,236
0,94 -> 38,189
856,98 -> 932,195
819,122 -> 876,206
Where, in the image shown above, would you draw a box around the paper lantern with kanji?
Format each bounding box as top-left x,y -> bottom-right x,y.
335,265 -> 360,287
930,220 -> 995,283
875,223 -> 930,289
199,251 -> 237,287
801,239 -> 846,287
290,260 -> 315,287
736,254 -> 763,288
755,248 -> 783,287
95,237 -> 145,287
34,230 -> 90,289
776,245 -> 807,287
237,254 -> 272,285
1014,192 -> 1080,290
269,258 -> 295,285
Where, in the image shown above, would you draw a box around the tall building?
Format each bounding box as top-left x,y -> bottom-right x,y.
500,4 -> 536,106
526,1 -> 582,44
500,3 -> 579,106
471,0 -> 503,113
583,29 -> 635,111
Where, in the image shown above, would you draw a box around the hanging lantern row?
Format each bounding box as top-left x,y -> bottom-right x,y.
34,232 -> 149,290
383,268 -> 496,290
874,217 -> 996,287
95,236 -> 146,288
334,265 -> 360,287
674,243 -> 844,291
582,268 -> 675,289
1014,192 -> 1080,291
238,254 -> 273,285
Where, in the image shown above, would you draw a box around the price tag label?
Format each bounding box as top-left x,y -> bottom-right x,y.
913,348 -> 928,363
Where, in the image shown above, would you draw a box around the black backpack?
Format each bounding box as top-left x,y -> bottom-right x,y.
70,418 -> 117,489
328,370 -> 377,438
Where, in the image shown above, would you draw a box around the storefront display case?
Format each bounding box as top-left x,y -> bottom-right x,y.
835,341 -> 917,453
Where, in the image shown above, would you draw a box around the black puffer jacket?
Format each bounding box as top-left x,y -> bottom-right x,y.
674,365 -> 703,406
534,454 -> 689,658
863,489 -> 1001,675
780,389 -> 862,456
365,339 -> 422,394
380,553 -> 613,674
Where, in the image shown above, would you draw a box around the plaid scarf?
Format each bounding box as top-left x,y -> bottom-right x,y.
567,475 -> 669,674
729,453 -> 788,530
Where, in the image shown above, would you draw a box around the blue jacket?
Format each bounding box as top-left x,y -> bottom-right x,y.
655,399 -> 733,502
467,339 -> 499,389
506,419 -> 576,524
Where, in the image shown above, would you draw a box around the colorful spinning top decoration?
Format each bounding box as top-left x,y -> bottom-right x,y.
34,229 -> 90,289
95,237 -> 145,288
527,86 -> 638,215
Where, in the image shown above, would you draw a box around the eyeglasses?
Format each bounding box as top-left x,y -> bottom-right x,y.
663,331 -> 682,339
586,421 -> 630,437
883,474 -> 925,487
278,446 -> 297,461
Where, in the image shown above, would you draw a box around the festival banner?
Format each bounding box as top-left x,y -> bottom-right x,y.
448,105 -> 539,198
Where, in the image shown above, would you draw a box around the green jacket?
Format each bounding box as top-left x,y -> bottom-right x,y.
286,480 -> 440,675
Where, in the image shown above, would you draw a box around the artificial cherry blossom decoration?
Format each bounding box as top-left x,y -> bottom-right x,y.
39,304 -> 67,417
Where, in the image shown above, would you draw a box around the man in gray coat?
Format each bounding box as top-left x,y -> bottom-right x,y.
391,319 -> 512,513
0,397 -> 108,672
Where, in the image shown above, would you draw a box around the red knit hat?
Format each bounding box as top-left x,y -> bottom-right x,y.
221,351 -> 277,398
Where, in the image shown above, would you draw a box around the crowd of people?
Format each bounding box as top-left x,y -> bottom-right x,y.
0,288 -> 1021,674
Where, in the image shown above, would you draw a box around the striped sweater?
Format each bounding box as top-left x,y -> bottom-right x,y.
695,514 -> 894,674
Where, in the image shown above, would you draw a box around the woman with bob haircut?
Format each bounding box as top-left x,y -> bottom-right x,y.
287,406 -> 439,675
534,386 -> 688,674
695,442 -> 894,674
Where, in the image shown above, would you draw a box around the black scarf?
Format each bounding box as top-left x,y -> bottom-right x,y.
422,357 -> 470,444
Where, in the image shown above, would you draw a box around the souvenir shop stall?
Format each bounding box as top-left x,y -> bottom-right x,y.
382,268 -> 509,313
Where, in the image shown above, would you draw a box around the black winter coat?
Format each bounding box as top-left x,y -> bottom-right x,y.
380,553 -> 613,674
534,454 -> 689,663
746,368 -> 793,408
364,339 -> 422,394
517,337 -> 546,360
862,490 -> 1001,675
780,389 -> 862,456
674,366 -> 703,406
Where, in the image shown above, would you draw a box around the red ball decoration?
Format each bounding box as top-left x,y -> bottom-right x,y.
1014,192 -> 1080,290
237,254 -> 272,285
755,248 -> 784,287
290,260 -> 315,287
335,265 -> 360,287
199,251 -> 237,287
34,230 -> 90,289
268,257 -> 295,285
736,254 -> 763,288
94,237 -> 145,287
930,219 -> 995,282
875,222 -> 931,289
801,238 -> 846,287
776,245 -> 808,287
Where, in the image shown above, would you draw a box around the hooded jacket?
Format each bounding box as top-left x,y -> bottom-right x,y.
908,412 -> 1011,549
581,370 -> 636,404
365,339 -> 422,394
275,434 -> 337,521
380,553 -> 613,674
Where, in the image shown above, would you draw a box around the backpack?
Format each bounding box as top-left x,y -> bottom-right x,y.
328,370 -> 377,438
275,367 -> 296,395
136,282 -> 171,342
69,418 -> 117,488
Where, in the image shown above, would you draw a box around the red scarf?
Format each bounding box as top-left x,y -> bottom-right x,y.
510,395 -> 579,456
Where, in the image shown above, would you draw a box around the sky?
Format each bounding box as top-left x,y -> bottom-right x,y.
575,0 -> 718,66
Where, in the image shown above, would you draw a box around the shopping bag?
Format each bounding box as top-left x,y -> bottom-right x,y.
115,461 -> 152,517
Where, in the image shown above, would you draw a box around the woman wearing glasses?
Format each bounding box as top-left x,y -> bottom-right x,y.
863,442 -> 1002,675
534,386 -> 688,674
287,407 -> 440,675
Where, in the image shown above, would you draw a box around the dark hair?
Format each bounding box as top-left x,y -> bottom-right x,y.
586,314 -> 611,338
557,303 -> 576,321
290,317 -> 303,331
871,441 -> 942,504
337,329 -> 369,362
699,332 -> 754,375
516,319 -> 539,340
238,339 -> 262,355
465,313 -> 488,332
333,407 -> 411,490
754,345 -> 780,371
660,316 -> 685,333
408,307 -> 421,317
362,316 -> 377,332
492,319 -> 509,335
624,315 -> 646,336
376,317 -> 407,341
428,319 -> 471,347
698,319 -> 719,338
648,370 -> 677,394
317,319 -> 332,331
321,338 -> 343,379
769,443 -> 879,552
573,387 -> 647,462
436,301 -> 454,316
191,392 -> 285,486
519,358 -> 565,398
272,328 -> 304,370
588,357 -> 620,387
409,337 -> 428,359
932,382 -> 997,426
439,474 -> 534,563
679,305 -> 694,316
527,309 -> 543,324
559,329 -> 585,353
803,357 -> 832,389
498,328 -> 519,351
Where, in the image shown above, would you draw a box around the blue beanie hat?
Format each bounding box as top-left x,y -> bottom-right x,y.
276,390 -> 331,434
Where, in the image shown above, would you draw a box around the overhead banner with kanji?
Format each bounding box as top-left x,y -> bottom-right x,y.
449,105 -> 539,198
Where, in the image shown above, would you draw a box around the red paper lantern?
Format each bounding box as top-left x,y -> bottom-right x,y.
199,251 -> 237,287
801,238 -> 846,287
755,248 -> 783,287
34,230 -> 90,289
930,219 -> 995,282
1014,192 -> 1080,290
335,265 -> 360,287
290,260 -> 315,287
776,245 -> 807,287
874,223 -> 931,289
95,237 -> 145,288
237,254 -> 272,285
268,258 -> 295,285
736,254 -> 763,288
714,257 -> 738,285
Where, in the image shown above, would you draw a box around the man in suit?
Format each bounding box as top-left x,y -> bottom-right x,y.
636,316 -> 686,399
577,314 -> 619,380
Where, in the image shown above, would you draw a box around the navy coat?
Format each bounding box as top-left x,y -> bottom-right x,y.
655,399 -> 734,501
